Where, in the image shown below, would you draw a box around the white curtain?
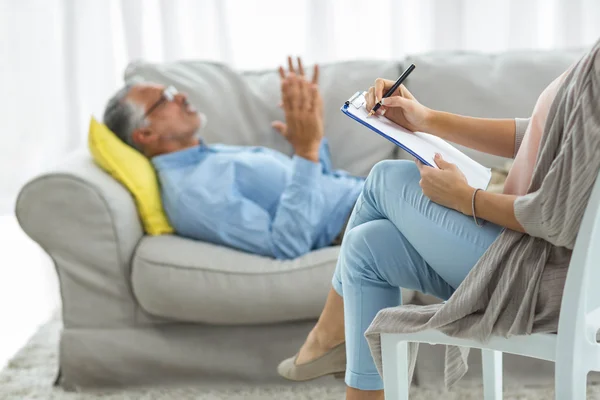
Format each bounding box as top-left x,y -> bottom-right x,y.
1,0 -> 599,214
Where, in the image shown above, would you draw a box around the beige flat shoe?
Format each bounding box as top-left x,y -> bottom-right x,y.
277,342 -> 346,381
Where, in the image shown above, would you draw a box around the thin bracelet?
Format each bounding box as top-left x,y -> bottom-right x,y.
471,188 -> 484,227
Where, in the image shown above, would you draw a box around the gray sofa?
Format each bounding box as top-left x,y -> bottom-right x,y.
17,49 -> 581,390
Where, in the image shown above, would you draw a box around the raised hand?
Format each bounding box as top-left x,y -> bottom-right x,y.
279,56 -> 319,85
277,71 -> 324,163
272,56 -> 322,144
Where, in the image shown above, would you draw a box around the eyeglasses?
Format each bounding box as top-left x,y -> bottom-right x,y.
143,85 -> 179,118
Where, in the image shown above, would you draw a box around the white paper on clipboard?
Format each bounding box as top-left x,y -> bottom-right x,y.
342,91 -> 491,190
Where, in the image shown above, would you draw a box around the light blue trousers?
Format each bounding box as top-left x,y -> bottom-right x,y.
331,160 -> 503,390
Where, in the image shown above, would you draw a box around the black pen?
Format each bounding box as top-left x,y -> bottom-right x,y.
367,63 -> 416,117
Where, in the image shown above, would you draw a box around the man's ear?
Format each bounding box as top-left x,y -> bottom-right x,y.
132,126 -> 156,147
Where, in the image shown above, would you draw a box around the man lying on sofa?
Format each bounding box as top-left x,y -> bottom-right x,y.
103,57 -> 365,260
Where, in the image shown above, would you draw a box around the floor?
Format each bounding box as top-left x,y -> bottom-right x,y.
0,215 -> 60,370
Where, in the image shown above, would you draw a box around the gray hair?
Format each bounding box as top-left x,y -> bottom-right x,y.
102,84 -> 147,149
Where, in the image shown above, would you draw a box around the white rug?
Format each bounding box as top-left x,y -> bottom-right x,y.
2,315 -> 600,399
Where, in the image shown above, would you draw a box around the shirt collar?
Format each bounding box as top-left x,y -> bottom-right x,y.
151,143 -> 209,170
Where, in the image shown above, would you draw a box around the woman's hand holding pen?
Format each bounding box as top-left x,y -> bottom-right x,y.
365,79 -> 432,133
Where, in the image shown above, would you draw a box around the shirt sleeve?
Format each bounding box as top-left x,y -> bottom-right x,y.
179,155 -> 326,259
319,137 -> 333,174
513,118 -> 530,158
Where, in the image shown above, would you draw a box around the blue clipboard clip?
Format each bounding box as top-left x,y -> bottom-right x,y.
341,91 -> 432,167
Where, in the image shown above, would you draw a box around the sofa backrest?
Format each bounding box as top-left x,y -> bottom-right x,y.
125,49 -> 583,174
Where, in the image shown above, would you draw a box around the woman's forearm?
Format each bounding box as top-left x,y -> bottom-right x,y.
425,110 -> 516,158
458,187 -> 525,232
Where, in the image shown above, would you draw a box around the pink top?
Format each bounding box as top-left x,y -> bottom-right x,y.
503,70 -> 570,196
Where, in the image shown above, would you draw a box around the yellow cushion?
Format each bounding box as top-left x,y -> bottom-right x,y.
88,117 -> 174,235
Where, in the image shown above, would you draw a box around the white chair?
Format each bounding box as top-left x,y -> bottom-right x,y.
380,174 -> 600,400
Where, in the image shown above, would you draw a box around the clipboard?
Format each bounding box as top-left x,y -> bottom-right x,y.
341,91 -> 491,190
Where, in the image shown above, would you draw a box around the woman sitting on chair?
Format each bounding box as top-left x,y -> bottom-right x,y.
278,39 -> 600,400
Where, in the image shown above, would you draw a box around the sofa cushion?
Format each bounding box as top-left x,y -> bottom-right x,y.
131,235 -> 338,324
131,235 -> 414,324
123,60 -> 401,177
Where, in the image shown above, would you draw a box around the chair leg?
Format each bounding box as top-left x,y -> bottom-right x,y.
381,335 -> 410,400
482,349 -> 502,400
555,360 -> 587,400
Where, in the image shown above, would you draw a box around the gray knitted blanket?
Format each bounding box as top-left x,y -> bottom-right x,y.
365,38 -> 600,388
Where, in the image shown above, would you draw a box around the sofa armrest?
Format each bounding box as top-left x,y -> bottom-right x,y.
16,150 -> 146,328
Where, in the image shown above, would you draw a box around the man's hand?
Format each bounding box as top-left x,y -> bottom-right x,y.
279,55 -> 319,86
278,73 -> 324,163
416,153 -> 473,214
272,56 -> 323,163
272,56 -> 322,144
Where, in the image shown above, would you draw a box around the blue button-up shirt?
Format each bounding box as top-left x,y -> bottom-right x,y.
152,139 -> 364,259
